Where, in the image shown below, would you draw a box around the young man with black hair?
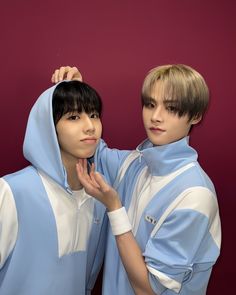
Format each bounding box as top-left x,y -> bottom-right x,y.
0,81 -> 107,295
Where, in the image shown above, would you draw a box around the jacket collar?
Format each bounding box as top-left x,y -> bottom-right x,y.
136,136 -> 198,176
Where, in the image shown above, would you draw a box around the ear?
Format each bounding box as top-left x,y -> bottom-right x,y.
190,115 -> 202,125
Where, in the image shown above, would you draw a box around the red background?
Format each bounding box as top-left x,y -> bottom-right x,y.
1,1 -> 235,294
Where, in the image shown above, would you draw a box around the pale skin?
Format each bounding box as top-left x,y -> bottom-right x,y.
51,66 -> 83,83
53,66 -> 202,295
56,110 -> 102,191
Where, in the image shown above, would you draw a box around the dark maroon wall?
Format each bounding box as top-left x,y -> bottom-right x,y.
1,1 -> 235,294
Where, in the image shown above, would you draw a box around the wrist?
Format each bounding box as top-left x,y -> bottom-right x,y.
107,199 -> 122,212
107,207 -> 132,236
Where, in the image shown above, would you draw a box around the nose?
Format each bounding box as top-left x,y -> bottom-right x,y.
151,106 -> 163,123
83,116 -> 95,134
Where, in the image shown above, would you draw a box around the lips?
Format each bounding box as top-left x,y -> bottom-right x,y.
149,127 -> 165,132
80,138 -> 97,144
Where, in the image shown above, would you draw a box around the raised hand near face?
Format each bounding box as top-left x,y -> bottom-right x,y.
76,159 -> 122,212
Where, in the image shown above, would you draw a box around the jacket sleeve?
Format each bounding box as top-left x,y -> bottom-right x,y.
0,178 -> 18,269
143,187 -> 221,294
93,139 -> 131,186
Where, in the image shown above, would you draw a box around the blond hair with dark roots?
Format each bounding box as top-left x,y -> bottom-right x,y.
141,64 -> 209,122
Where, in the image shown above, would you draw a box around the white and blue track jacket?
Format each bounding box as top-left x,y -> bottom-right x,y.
0,83 -> 107,295
94,137 -> 221,295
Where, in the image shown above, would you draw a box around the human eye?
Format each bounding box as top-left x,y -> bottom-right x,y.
144,99 -> 155,109
90,112 -> 100,119
147,103 -> 155,109
166,105 -> 179,114
67,113 -> 80,120
166,105 -> 176,112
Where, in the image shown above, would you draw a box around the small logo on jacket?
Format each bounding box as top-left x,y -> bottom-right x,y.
145,215 -> 157,225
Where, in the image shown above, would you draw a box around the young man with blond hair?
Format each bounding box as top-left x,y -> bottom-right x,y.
54,64 -> 221,295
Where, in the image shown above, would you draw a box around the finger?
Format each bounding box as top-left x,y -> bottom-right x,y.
76,161 -> 88,180
66,66 -> 83,81
76,163 -> 95,190
51,73 -> 55,83
76,161 -> 83,175
79,161 -> 93,184
78,158 -> 86,172
89,170 -> 101,189
58,66 -> 68,82
52,69 -> 60,83
77,159 -> 88,176
84,162 -> 100,189
90,163 -> 96,173
92,172 -> 110,193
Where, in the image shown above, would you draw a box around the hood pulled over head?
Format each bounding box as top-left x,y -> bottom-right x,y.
23,82 -> 68,191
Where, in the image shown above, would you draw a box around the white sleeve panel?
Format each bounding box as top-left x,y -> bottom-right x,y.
147,265 -> 182,293
174,186 -> 221,248
0,178 -> 18,268
151,186 -> 221,248
145,187 -> 221,293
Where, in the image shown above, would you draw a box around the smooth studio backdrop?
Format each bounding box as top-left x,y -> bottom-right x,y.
1,1 -> 235,294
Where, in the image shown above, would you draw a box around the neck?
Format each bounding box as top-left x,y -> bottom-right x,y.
61,155 -> 83,191
66,168 -> 83,191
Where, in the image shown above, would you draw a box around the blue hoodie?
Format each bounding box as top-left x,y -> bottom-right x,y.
0,83 -> 107,295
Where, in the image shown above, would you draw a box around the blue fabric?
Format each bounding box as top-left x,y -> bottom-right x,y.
95,137 -> 221,295
0,82 -> 107,295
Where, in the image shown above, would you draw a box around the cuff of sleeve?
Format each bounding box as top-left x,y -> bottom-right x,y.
107,207 -> 132,236
147,265 -> 182,293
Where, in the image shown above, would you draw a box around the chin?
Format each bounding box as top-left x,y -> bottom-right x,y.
148,135 -> 163,146
82,150 -> 96,159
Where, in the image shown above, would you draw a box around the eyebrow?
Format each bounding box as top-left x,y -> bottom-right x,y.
163,99 -> 179,104
144,96 -> 156,103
